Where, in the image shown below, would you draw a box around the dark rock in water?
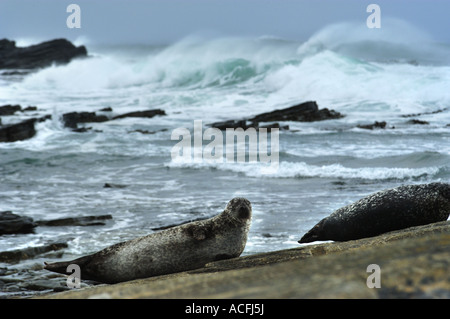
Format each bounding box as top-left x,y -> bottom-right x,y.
0,70 -> 29,76
0,241 -> 68,263
407,119 -> 429,125
0,115 -> 51,142
248,101 -> 344,123
36,215 -> 113,227
401,108 -> 447,118
357,121 -> 387,130
22,106 -> 38,112
0,104 -> 21,115
208,101 -> 342,131
258,123 -> 290,130
128,128 -> 168,135
208,120 -> 289,131
0,211 -> 36,235
0,38 -> 87,70
208,119 -> 252,130
71,127 -> 93,133
104,183 -> 127,189
0,118 -> 37,142
98,107 -> 113,112
299,183 -> 450,243
62,112 -> 109,129
112,109 -> 166,120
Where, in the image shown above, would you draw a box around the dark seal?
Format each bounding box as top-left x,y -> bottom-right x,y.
45,197 -> 252,283
299,183 -> 450,243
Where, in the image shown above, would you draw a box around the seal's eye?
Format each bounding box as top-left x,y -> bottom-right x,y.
238,206 -> 250,219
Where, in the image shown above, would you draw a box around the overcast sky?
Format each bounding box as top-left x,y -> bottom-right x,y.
1,0 -> 449,45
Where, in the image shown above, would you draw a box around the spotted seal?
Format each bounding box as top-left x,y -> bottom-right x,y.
299,183 -> 450,243
45,197 -> 252,283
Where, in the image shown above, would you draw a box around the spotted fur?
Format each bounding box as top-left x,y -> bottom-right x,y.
45,198 -> 252,283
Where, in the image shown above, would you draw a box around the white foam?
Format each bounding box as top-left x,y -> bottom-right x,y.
166,160 -> 440,180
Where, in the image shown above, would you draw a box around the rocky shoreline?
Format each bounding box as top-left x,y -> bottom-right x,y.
1,38 -> 449,299
1,38 -> 449,143
34,220 -> 450,299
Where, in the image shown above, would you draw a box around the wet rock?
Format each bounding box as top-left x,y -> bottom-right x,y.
0,104 -> 21,115
208,101 -> 342,131
407,119 -> 429,125
22,106 -> 38,112
357,121 -> 387,130
0,241 -> 68,263
0,38 -> 87,70
127,128 -> 168,135
36,215 -> 113,227
258,123 -> 289,130
0,118 -> 37,142
248,101 -> 343,123
208,119 -> 251,130
71,127 -> 93,133
98,107 -> 113,112
103,183 -> 127,189
61,112 -> 109,129
0,211 -> 36,235
112,109 -> 166,120
0,70 -> 29,76
401,108 -> 447,118
0,115 -> 50,142
208,120 -> 289,131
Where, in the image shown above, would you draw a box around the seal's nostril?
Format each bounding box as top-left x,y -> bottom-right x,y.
238,206 -> 250,219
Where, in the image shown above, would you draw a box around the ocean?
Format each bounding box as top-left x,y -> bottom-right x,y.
1,20 -> 450,297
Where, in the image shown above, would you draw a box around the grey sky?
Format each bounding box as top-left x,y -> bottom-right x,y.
0,0 -> 449,45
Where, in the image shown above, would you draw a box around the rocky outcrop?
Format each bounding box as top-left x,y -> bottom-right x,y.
0,211 -> 36,235
357,121 -> 387,130
208,101 -> 343,131
0,242 -> 68,263
36,215 -> 112,227
248,101 -> 343,123
62,112 -> 109,129
35,221 -> 450,299
406,119 -> 429,125
0,104 -> 21,116
0,212 -> 113,236
112,109 -> 166,120
0,118 -> 37,142
0,38 -> 87,70
60,109 -> 166,130
0,115 -> 52,142
401,108 -> 447,118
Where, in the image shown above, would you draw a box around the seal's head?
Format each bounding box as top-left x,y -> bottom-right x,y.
224,197 -> 252,223
298,218 -> 327,243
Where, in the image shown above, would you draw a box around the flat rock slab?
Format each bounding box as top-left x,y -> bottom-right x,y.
36,221 -> 450,299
